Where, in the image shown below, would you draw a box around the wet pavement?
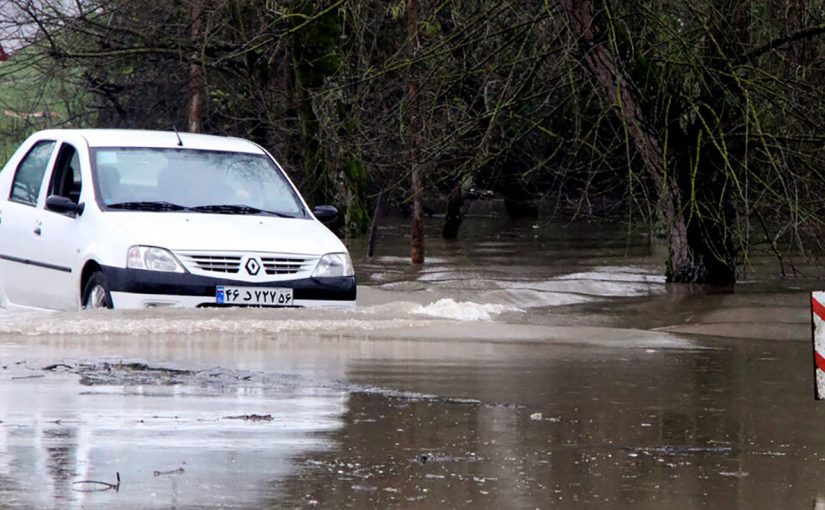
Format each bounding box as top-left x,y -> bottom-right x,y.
0,215 -> 823,508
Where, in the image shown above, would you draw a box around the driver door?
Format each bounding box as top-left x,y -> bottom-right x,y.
38,139 -> 91,310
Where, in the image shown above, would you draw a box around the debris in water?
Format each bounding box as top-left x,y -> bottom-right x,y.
42,363 -> 73,371
78,362 -> 193,386
719,471 -> 749,478
153,467 -> 185,477
224,414 -> 274,422
415,453 -> 481,464
752,451 -> 787,457
72,472 -> 120,492
351,484 -> 378,492
630,445 -> 735,456
530,412 -> 543,420
352,386 -> 481,406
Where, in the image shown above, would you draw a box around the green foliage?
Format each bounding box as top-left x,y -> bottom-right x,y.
421,19 -> 441,37
346,158 -> 367,184
293,4 -> 344,88
388,1 -> 407,21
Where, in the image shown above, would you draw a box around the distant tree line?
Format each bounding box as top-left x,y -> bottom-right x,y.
1,0 -> 824,283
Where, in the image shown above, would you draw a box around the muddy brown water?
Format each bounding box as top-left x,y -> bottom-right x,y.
1,216 -> 824,509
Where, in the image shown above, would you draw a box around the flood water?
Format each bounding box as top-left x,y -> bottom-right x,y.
1,212 -> 824,509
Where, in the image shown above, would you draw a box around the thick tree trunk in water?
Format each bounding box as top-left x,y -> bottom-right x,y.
187,0 -> 204,133
408,0 -> 424,264
662,2 -> 742,284
442,184 -> 463,240
561,0 -> 733,283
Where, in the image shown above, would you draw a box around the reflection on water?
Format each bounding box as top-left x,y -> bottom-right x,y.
273,338 -> 825,509
0,364 -> 346,508
0,215 -> 823,508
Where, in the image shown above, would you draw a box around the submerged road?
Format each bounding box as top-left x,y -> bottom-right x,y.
0,218 -> 822,508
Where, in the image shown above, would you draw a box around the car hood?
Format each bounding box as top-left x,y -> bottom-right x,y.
104,212 -> 346,255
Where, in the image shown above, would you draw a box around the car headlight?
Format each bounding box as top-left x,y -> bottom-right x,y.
311,252 -> 354,278
127,246 -> 186,273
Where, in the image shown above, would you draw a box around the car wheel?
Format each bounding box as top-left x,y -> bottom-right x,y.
82,272 -> 113,309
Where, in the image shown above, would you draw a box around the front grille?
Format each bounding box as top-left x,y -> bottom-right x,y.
176,251 -> 317,276
261,256 -> 314,275
178,254 -> 242,274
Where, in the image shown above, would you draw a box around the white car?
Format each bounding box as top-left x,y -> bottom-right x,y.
0,129 -> 356,310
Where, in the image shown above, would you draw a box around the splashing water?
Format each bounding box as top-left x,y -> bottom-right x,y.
410,298 -> 522,321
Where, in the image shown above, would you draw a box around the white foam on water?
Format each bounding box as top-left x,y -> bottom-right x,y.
359,301 -> 421,314
367,265 -> 665,306
479,288 -> 593,309
410,298 -> 522,321
0,308 -> 432,336
0,317 -> 432,336
503,277 -> 661,298
554,267 -> 666,284
0,294 -> 521,336
0,265 -> 659,335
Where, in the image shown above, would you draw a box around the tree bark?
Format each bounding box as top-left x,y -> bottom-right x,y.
408,0 -> 424,264
187,0 -> 205,133
561,0 -> 721,283
367,191 -> 383,257
442,183 -> 463,240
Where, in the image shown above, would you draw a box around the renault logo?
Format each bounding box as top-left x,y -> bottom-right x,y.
245,257 -> 261,276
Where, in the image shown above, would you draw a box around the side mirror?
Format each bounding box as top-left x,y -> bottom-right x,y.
312,205 -> 338,224
46,195 -> 85,216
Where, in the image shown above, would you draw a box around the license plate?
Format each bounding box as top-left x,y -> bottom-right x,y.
216,286 -> 293,306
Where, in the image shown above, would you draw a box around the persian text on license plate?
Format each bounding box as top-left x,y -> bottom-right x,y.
216,286 -> 293,306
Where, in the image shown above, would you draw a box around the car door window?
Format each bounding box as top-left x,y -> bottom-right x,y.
9,140 -> 56,205
48,143 -> 82,204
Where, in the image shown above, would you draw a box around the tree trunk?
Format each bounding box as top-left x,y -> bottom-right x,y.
442,183 -> 463,240
561,0 -> 733,284
408,0 -> 424,264
187,0 -> 204,133
367,191 -> 383,257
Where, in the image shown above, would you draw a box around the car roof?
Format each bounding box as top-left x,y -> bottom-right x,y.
33,129 -> 264,154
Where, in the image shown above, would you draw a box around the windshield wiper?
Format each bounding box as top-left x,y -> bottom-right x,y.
191,204 -> 295,217
107,201 -> 191,212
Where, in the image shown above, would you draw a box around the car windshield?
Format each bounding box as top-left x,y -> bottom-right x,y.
90,148 -> 307,218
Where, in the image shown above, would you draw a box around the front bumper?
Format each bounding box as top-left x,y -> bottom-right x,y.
101,266 -> 356,309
